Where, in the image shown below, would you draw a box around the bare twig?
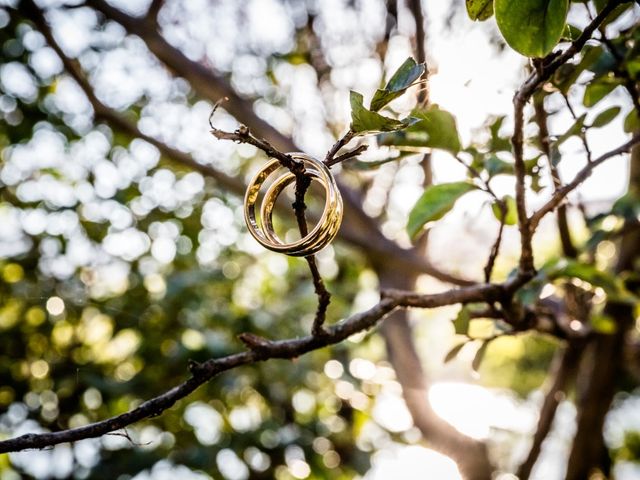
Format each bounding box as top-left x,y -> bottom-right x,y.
560,92 -> 593,163
484,204 -> 506,283
326,144 -> 368,167
209,102 -> 331,336
516,341 -> 584,480
407,0 -> 428,105
147,0 -> 164,26
325,129 -> 355,165
530,134 -> 640,231
209,111 -> 301,173
534,95 -> 577,258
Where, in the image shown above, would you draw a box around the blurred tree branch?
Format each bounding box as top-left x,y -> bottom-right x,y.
81,0 -> 472,287
517,342 -> 585,479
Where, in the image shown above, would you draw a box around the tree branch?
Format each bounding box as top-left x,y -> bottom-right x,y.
529,133 -> 640,232
80,0 -> 472,286
325,129 -> 355,165
146,0 -> 164,26
17,0 -> 244,194
0,281 -> 510,454
511,0 -> 623,274
533,95 -> 577,258
516,341 -> 584,480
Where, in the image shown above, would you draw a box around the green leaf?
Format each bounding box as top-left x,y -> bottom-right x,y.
624,109 -> 640,133
491,195 -> 518,225
591,313 -> 617,334
407,181 -> 476,239
472,340 -> 490,371
561,23 -> 582,41
379,106 -> 462,153
350,91 -> 407,135
444,341 -> 469,363
454,307 -> 471,335
548,259 -> 620,295
494,0 -> 569,57
370,58 -> 426,112
345,152 -> 412,170
485,156 -> 514,176
590,106 -> 621,128
465,0 -> 494,21
583,78 -> 621,107
555,113 -> 586,146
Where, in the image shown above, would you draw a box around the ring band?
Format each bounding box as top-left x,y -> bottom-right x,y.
243,153 -> 343,257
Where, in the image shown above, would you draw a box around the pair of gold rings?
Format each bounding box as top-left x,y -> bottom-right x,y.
243,153 -> 343,257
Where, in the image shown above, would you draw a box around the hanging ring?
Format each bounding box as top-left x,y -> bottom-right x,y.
243,153 -> 343,257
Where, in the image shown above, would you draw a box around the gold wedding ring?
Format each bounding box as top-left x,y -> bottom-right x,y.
244,153 -> 343,257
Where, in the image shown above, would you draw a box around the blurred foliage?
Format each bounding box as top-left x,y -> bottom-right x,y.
0,0 -> 638,479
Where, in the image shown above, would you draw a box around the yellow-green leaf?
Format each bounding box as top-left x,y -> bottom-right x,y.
491,195 -> 518,225
350,91 -> 407,135
465,0 -> 494,21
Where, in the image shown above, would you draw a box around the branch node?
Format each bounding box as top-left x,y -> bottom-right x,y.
238,332 -> 273,352
187,359 -> 203,375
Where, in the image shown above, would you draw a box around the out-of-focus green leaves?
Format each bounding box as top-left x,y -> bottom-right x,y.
549,259 -> 620,294
370,57 -> 426,112
624,109 -> 640,133
378,106 -> 461,154
590,313 -> 617,334
465,0 -> 494,21
454,306 -> 471,335
555,113 -> 586,146
613,430 -> 640,463
561,24 -> 582,41
590,106 -> 621,128
484,156 -> 514,176
350,91 -> 408,135
491,195 -> 518,225
444,341 -> 469,363
583,78 -> 622,107
472,340 -> 491,371
494,0 -> 569,57
406,181 -> 476,239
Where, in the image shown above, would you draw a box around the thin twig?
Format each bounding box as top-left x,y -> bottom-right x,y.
530,133 -> 640,231
209,111 -> 301,173
326,144 -> 369,167
534,95 -> 578,258
325,129 -> 355,165
484,203 -> 506,283
209,100 -> 332,336
598,30 -> 640,114
147,0 -> 164,26
516,341 -> 585,479
560,92 -> 593,163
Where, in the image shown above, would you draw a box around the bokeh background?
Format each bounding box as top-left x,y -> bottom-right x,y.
0,0 -> 639,479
